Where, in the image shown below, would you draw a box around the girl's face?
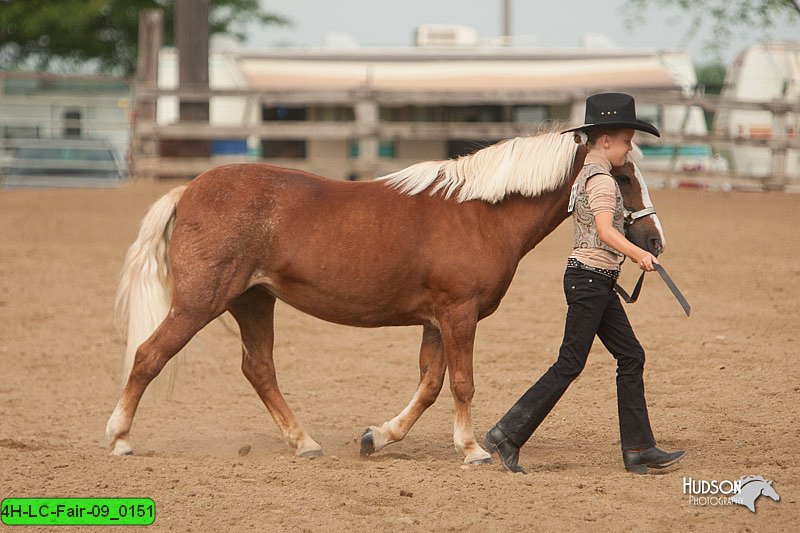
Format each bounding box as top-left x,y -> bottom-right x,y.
597,129 -> 635,167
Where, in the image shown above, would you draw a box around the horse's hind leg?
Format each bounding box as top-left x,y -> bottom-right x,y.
229,287 -> 322,457
106,309 -> 211,455
360,325 -> 446,456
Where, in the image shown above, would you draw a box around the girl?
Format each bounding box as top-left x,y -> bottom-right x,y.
484,93 -> 686,474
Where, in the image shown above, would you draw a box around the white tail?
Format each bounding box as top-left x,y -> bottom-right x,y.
115,185 -> 187,396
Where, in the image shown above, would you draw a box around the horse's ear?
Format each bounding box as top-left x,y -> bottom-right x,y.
768,480 -> 773,485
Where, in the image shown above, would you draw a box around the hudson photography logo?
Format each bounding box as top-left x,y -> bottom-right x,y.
682,475 -> 781,513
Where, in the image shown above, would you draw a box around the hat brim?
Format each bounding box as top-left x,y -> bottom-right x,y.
560,119 -> 660,138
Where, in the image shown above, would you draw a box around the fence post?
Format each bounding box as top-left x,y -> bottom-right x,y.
768,102 -> 788,191
246,94 -> 262,159
134,8 -> 163,179
354,92 -> 379,179
165,0 -> 211,161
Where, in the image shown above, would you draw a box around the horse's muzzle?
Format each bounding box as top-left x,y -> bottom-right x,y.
648,238 -> 663,257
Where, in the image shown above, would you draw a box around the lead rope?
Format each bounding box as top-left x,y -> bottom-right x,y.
615,264 -> 691,316
614,272 -> 645,303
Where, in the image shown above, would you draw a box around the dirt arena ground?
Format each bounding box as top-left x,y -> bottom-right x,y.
1,178 -> 798,531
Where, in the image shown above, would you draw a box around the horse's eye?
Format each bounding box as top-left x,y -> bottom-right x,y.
616,175 -> 631,185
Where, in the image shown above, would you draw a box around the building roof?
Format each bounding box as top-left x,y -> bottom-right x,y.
232,47 -> 683,93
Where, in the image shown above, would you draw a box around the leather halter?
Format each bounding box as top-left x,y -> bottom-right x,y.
623,206 -> 657,228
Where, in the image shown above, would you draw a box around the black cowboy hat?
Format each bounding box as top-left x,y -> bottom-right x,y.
561,92 -> 660,137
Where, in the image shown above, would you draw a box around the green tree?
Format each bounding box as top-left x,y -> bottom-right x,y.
624,0 -> 800,57
0,0 -> 289,75
695,63 -> 726,95
695,62 -> 727,130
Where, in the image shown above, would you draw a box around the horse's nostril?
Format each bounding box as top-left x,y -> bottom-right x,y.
649,239 -> 663,256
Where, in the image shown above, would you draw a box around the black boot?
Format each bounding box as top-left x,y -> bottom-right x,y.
484,427 -> 527,474
623,446 -> 687,474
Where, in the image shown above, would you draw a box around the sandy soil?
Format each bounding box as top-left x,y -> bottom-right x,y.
1,179 -> 798,532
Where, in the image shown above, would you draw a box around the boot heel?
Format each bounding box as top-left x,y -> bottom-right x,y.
625,463 -> 648,474
484,427 -> 527,474
484,435 -> 498,455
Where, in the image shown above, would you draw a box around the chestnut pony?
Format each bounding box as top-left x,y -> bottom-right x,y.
106,130 -> 665,464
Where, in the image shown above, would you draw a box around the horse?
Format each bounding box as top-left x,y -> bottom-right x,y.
731,476 -> 780,512
105,128 -> 666,464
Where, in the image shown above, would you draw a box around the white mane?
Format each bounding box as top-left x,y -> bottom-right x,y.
627,143 -> 643,163
376,130 -> 579,203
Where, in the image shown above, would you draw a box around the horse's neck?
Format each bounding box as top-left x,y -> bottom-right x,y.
470,184 -> 569,265
513,185 -> 573,255
492,147 -> 584,258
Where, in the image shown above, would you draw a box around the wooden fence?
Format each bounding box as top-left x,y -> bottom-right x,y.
131,85 -> 799,191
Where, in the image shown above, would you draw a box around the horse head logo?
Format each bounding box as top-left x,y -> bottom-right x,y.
730,475 -> 781,513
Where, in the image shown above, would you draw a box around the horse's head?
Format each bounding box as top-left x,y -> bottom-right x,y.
610,151 -> 666,257
762,480 -> 781,502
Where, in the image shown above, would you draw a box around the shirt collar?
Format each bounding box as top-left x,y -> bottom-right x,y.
584,152 -> 612,173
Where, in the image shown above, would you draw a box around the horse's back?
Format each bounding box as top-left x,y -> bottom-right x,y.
170,163 -> 435,325
183,163 -> 326,205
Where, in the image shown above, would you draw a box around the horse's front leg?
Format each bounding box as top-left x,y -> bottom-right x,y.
439,307 -> 492,465
360,325 -> 446,456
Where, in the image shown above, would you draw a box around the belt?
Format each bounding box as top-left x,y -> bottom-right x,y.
566,257 -> 620,280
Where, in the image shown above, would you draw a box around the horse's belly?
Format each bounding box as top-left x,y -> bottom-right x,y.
259,277 -> 427,328
279,293 -> 424,328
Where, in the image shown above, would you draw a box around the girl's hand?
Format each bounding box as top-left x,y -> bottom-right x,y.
634,251 -> 659,272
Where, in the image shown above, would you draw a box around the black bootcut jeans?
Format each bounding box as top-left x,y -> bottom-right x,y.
496,267 -> 656,451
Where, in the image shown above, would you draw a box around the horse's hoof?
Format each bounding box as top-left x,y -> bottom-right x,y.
298,449 -> 323,459
110,447 -> 133,457
110,450 -> 134,457
360,428 -> 375,457
109,440 -> 133,456
467,456 -> 493,466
